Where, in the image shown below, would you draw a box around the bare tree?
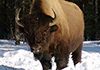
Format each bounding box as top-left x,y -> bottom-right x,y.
94,0 -> 99,39
15,0 -> 22,45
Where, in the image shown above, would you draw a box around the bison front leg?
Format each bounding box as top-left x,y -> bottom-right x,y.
55,54 -> 69,70
40,59 -> 52,70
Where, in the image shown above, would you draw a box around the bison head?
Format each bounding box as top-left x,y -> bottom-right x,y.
16,9 -> 58,59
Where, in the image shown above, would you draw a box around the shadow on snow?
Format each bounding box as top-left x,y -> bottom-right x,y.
82,47 -> 100,53
0,65 -> 24,70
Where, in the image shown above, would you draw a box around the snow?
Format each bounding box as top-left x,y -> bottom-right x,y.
0,39 -> 100,70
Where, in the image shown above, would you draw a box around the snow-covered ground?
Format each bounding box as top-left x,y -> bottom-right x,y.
0,39 -> 100,70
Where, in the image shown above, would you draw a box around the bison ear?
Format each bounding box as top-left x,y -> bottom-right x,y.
50,25 -> 58,32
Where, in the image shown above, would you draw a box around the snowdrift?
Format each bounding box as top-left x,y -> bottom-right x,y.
0,40 -> 100,70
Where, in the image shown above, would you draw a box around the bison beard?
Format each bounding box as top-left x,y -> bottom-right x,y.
34,52 -> 43,60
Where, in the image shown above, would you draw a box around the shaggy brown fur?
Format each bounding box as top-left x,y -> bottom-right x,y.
17,0 -> 84,70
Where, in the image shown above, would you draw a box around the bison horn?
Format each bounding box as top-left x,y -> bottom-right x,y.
49,9 -> 58,26
16,8 -> 24,27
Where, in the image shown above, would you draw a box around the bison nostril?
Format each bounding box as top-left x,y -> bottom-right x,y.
32,47 -> 35,52
37,46 -> 42,52
32,48 -> 35,51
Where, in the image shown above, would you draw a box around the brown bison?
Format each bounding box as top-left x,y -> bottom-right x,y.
16,0 -> 84,70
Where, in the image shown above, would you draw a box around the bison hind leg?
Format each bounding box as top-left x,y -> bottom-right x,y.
72,43 -> 83,65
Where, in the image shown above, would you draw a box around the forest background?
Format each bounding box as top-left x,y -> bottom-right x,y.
0,0 -> 100,41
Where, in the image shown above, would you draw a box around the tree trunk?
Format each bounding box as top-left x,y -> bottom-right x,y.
95,0 -> 98,23
15,0 -> 21,45
95,0 -> 99,39
10,23 -> 15,39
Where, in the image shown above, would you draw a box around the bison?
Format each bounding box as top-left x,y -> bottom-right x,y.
16,0 -> 84,70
